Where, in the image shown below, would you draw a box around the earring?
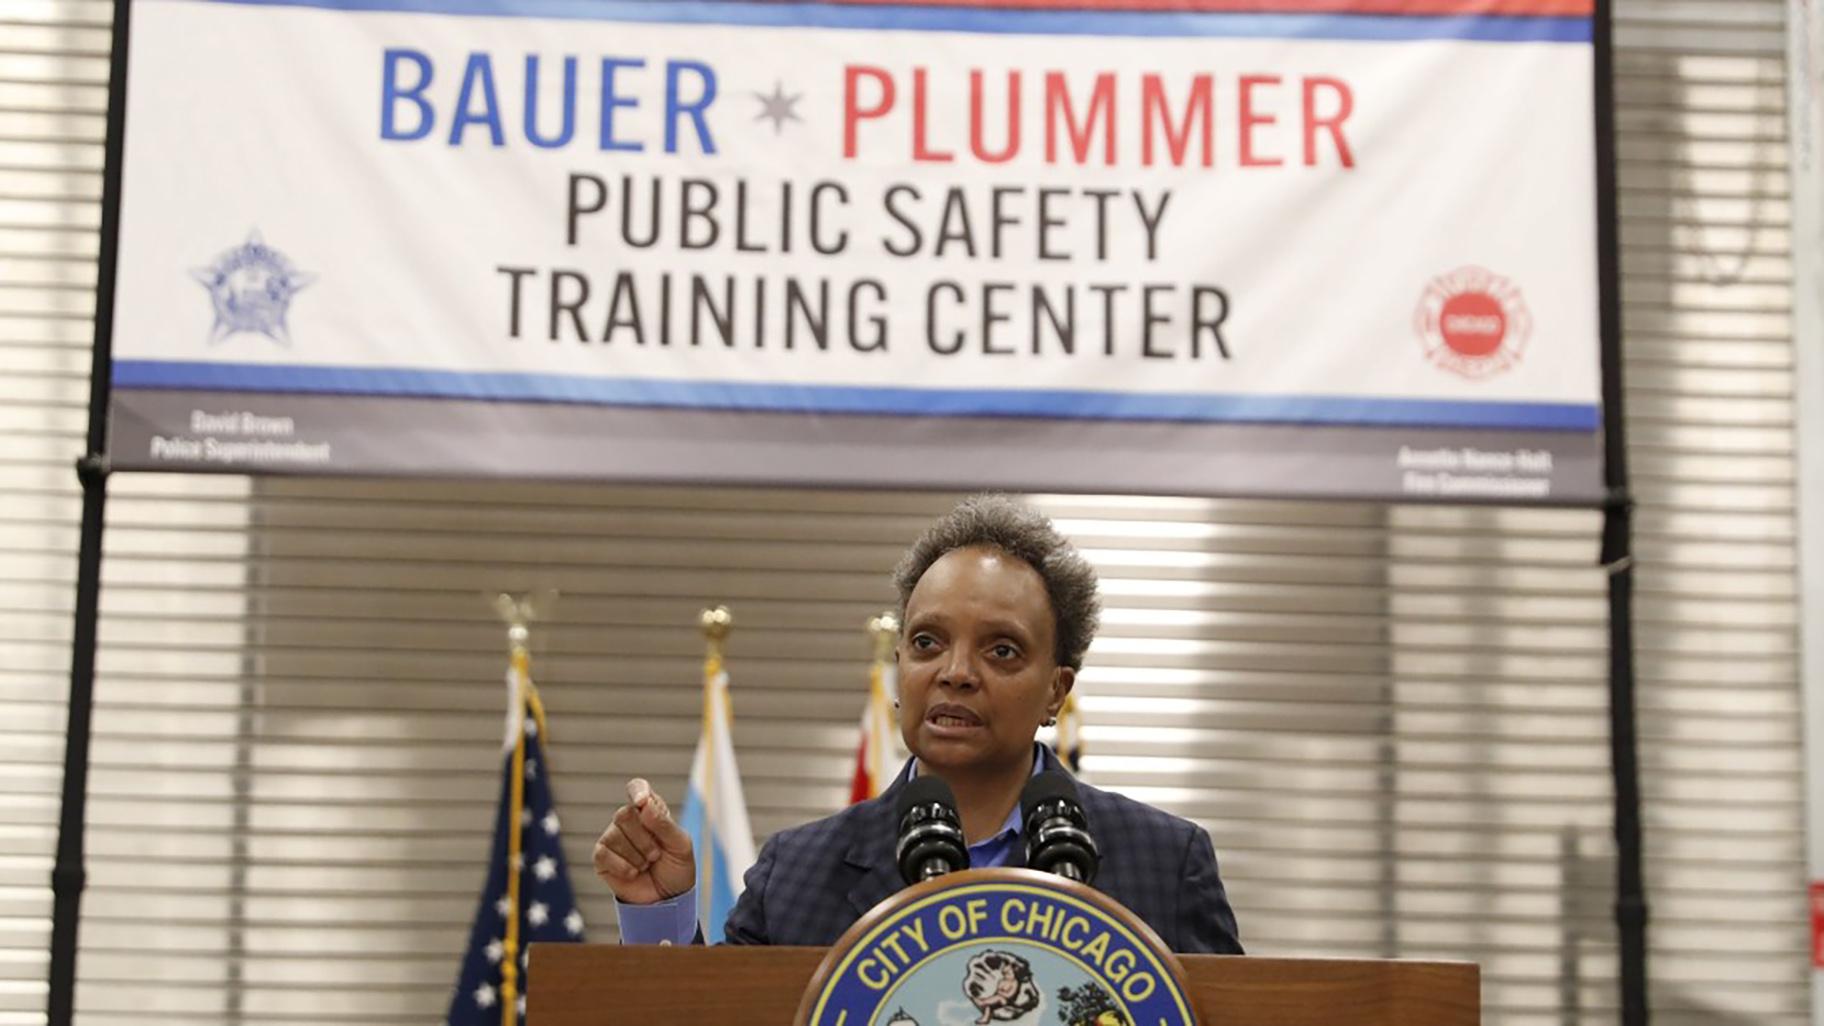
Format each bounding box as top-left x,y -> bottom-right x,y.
1043,716 -> 1057,727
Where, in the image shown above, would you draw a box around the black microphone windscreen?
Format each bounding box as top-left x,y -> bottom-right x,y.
1020,769 -> 1080,825
1021,768 -> 1098,884
895,774 -> 967,885
897,774 -> 958,825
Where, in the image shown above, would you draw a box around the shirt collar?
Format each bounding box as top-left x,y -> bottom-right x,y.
905,743 -> 1048,840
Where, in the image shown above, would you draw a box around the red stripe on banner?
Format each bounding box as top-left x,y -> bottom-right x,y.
818,0 -> 1594,16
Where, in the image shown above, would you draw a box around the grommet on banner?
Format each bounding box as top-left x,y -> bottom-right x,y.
74,454 -> 110,487
1598,486 -> 1634,573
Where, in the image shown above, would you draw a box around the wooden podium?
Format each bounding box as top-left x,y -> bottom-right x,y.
530,945 -> 1479,1025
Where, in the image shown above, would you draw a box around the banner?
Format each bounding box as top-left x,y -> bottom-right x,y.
106,0 -> 1604,502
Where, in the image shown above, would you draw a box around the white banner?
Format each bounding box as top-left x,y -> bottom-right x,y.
107,0 -> 1604,501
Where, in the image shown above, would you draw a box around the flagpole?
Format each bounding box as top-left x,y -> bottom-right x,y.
490,591 -> 551,1026
698,605 -> 733,939
500,631 -> 529,1026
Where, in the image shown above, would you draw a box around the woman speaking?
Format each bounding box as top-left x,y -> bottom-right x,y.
593,495 -> 1242,954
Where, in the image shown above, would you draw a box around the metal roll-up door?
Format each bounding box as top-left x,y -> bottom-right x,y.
1614,1 -> 1803,1022
1,1 -> 110,1022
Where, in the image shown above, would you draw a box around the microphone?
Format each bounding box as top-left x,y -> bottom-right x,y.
1021,770 -> 1099,884
895,776 -> 968,885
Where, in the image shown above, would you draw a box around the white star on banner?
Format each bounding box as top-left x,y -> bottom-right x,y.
526,759 -> 538,779
521,809 -> 534,828
485,938 -> 504,964
525,719 -> 538,738
495,895 -> 512,917
565,910 -> 584,936
533,855 -> 557,882
528,902 -> 549,927
474,983 -> 497,1009
517,995 -> 527,1018
542,812 -> 561,835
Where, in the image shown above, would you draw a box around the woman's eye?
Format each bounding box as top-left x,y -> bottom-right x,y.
991,643 -> 1018,659
911,634 -> 937,650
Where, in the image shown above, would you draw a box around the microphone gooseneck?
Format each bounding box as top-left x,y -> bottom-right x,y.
895,776 -> 968,885
1021,770 -> 1100,885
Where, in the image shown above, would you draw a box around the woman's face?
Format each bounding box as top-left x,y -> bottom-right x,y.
897,546 -> 1073,778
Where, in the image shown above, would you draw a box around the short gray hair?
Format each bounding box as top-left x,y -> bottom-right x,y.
891,495 -> 1101,670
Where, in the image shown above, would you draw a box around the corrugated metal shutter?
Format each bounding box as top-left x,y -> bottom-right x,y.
0,1 -> 1804,1024
1,1 -> 109,1022
1613,1 -> 1803,1023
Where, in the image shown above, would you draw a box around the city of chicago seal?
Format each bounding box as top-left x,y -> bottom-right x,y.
798,871 -> 1197,1026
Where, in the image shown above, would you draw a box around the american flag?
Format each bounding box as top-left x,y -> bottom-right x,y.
446,667 -> 585,1026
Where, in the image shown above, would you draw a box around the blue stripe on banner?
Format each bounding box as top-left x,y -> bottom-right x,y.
113,359 -> 1602,431
182,0 -> 1593,43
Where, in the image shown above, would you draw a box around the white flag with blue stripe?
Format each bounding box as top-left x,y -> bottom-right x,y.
676,664 -> 755,943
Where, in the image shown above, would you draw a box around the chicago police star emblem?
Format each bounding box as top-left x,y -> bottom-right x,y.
192,231 -> 314,345
797,871 -> 1196,1026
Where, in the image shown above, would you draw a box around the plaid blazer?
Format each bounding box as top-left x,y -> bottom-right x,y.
721,746 -> 1242,954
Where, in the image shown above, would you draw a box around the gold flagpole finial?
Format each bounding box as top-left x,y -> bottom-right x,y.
700,605 -> 734,660
868,611 -> 899,663
700,604 -> 733,638
492,590 -> 558,654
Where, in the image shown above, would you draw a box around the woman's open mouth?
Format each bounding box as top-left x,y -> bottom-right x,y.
926,704 -> 984,735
